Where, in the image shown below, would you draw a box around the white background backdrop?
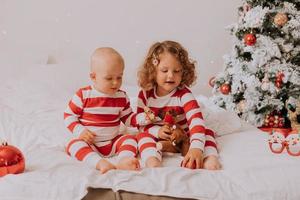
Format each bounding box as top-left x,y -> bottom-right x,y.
0,0 -> 241,96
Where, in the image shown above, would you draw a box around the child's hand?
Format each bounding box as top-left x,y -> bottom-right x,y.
181,148 -> 204,169
158,125 -> 172,140
79,129 -> 96,145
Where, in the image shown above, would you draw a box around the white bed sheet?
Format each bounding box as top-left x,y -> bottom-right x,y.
1,129 -> 300,200
1,64 -> 300,200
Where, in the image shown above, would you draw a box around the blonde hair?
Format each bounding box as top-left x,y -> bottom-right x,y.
138,40 -> 197,90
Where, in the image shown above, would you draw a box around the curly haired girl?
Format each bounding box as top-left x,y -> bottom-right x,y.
136,40 -> 221,170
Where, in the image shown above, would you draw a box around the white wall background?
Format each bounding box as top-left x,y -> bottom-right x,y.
0,0 -> 241,96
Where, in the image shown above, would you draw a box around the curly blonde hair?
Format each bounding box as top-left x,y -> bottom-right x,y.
138,40 -> 197,90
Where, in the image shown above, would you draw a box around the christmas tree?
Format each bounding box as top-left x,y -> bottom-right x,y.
211,0 -> 300,128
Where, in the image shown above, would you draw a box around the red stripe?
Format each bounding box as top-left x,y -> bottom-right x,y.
137,107 -> 144,113
139,143 -> 156,153
64,113 -> 72,119
118,145 -> 137,155
66,139 -> 83,155
123,102 -> 130,111
120,111 -> 133,124
136,132 -> 155,141
146,89 -> 155,99
81,113 -> 119,121
69,101 -> 83,115
76,89 -> 84,99
142,124 -> 157,132
205,129 -> 215,138
138,91 -> 147,105
76,146 -> 93,161
204,140 -> 217,149
116,135 -> 136,148
84,97 -> 127,108
130,113 -> 137,126
190,125 -> 206,135
173,87 -> 190,97
68,121 -> 79,132
187,112 -> 203,124
183,100 -> 199,112
81,121 -> 120,127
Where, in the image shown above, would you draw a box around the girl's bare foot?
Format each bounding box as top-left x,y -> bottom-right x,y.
203,155 -> 222,170
96,159 -> 116,174
116,157 -> 140,171
145,156 -> 161,168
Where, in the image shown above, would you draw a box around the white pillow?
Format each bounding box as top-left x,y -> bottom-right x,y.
196,95 -> 244,136
0,62 -> 91,115
0,103 -> 70,152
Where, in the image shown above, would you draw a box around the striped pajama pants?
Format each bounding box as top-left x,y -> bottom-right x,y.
137,129 -> 218,162
66,134 -> 138,169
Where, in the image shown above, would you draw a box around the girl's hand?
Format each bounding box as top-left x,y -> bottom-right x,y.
79,129 -> 96,145
158,125 -> 172,140
181,148 -> 204,169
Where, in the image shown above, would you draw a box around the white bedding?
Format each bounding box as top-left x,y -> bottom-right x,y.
1,63 -> 300,200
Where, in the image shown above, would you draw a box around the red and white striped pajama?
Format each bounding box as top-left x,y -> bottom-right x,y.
136,86 -> 219,162
64,85 -> 140,168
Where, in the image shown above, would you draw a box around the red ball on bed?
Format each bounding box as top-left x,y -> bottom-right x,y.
0,143 -> 25,177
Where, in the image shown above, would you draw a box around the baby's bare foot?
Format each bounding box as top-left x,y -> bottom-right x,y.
145,156 -> 161,168
203,155 -> 222,170
96,159 -> 116,174
116,157 -> 140,171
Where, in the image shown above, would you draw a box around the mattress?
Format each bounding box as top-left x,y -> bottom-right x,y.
1,63 -> 300,200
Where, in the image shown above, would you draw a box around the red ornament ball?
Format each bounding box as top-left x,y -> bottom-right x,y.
276,72 -> 284,81
0,144 -> 25,177
220,83 -> 231,95
275,80 -> 282,88
244,33 -> 256,46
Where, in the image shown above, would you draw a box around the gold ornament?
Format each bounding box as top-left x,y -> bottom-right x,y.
237,100 -> 246,113
261,74 -> 270,91
286,100 -> 300,133
274,13 -> 288,27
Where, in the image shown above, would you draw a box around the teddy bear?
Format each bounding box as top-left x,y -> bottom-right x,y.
156,110 -> 190,156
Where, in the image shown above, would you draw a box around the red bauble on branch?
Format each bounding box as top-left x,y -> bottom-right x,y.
0,143 -> 25,177
275,72 -> 284,88
263,112 -> 285,128
244,33 -> 256,46
220,83 -> 231,95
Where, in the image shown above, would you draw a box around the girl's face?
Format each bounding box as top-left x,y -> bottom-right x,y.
155,52 -> 183,96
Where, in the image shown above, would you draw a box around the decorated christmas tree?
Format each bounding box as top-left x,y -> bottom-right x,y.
211,0 -> 300,129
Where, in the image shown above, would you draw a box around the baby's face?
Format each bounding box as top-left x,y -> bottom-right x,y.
92,59 -> 124,95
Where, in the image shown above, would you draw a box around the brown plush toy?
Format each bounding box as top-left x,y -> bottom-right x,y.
156,110 -> 190,156
287,99 -> 300,133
